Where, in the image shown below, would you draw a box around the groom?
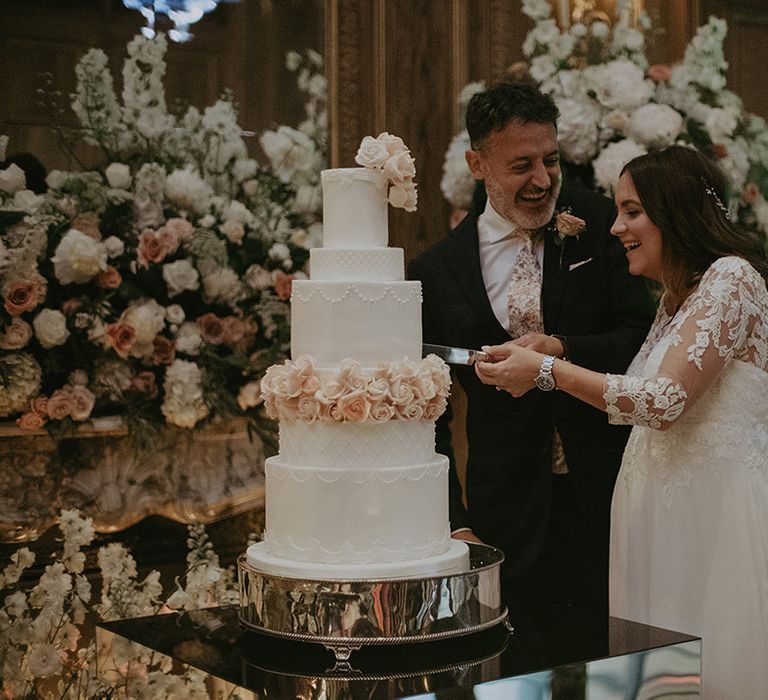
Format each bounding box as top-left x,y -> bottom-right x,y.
409,82 -> 653,614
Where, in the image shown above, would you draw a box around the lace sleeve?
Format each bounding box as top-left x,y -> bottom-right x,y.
603,257 -> 767,430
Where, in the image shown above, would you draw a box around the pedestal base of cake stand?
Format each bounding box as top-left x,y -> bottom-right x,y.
237,542 -> 510,663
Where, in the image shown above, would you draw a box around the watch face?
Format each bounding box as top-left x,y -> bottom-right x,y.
535,374 -> 556,391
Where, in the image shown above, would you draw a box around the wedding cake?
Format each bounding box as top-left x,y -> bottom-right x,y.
245,134 -> 469,580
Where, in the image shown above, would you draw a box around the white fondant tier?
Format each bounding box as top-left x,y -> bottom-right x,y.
309,247 -> 404,281
262,455 -> 451,565
290,280 -> 422,364
321,168 -> 388,248
245,539 -> 470,580
279,420 -> 435,468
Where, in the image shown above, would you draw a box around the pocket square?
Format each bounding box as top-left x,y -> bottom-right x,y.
568,257 -> 594,271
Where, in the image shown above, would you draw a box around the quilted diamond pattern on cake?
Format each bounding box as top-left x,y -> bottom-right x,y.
280,421 -> 434,467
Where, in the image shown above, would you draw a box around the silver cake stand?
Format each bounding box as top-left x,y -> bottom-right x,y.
238,542 -> 511,663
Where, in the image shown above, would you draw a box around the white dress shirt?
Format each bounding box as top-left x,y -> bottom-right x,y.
477,200 -> 544,333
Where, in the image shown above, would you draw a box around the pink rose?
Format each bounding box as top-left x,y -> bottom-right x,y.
61,298 -> 84,315
367,377 -> 391,402
424,397 -> 447,420
743,182 -> 761,205
370,402 -> 396,422
4,280 -> 40,316
318,376 -> 346,402
69,385 -> 95,421
0,317 -> 33,349
17,411 -> 46,431
137,229 -> 168,268
152,335 -> 176,365
156,225 -> 180,255
711,143 -> 728,159
197,312 -> 227,344
164,217 -> 195,242
131,371 -> 159,399
272,270 -> 294,301
338,391 -> 370,422
47,390 -> 73,420
388,378 -> 415,406
297,395 -> 322,422
222,316 -> 245,344
398,402 -> 424,420
31,396 -> 49,416
647,64 -> 672,83
556,211 -> 586,237
106,322 -> 136,358
97,265 -> 122,289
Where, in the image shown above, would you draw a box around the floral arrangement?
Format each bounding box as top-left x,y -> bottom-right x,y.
0,34 -> 328,441
441,0 -> 768,240
261,354 -> 450,423
0,509 -> 239,698
355,133 -> 418,211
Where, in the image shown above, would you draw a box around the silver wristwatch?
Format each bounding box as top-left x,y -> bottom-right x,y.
534,355 -> 557,391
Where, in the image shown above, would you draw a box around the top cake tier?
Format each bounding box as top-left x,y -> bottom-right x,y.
321,168 -> 388,248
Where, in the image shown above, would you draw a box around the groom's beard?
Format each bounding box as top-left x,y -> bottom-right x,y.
486,176 -> 562,231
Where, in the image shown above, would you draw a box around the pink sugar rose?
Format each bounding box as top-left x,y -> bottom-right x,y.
137,229 -> 169,267
338,391 -> 370,422
424,397 -> 447,420
398,402 -> 424,420
647,63 -> 672,83
197,312 -> 228,345
318,376 -> 346,402
367,377 -> 391,402
97,265 -> 122,289
69,385 -> 95,422
388,378 -> 415,406
297,395 -> 323,422
17,411 -> 46,431
337,358 -> 366,391
47,390 -> 73,420
377,132 -> 407,156
383,151 -> 416,184
106,322 -> 136,358
355,136 -> 390,169
152,335 -> 176,365
4,280 -> 40,316
370,402 -> 396,422
268,363 -> 303,399
272,270 -> 295,301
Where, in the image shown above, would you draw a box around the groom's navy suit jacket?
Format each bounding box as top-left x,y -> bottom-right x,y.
409,187 -> 653,603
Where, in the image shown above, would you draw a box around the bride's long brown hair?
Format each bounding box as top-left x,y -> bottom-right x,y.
621,146 -> 768,310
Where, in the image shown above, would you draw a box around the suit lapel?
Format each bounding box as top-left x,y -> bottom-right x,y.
441,214 -> 508,337
542,226 -> 568,332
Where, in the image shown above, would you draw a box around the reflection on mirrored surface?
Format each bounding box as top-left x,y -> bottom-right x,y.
97,605 -> 700,700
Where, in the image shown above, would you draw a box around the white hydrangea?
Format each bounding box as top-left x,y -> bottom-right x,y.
590,60 -> 654,111
165,166 -> 212,214
626,103 -> 684,148
202,266 -> 243,306
439,131 -> 474,209
593,138 -> 647,195
522,19 -> 561,58
174,322 -> 203,355
51,228 -> 108,284
556,97 -> 602,165
705,107 -> 739,143
0,352 -> 42,417
161,359 -> 209,428
717,137 -> 750,194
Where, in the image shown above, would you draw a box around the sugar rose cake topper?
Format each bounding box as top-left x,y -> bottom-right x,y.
355,132 -> 418,212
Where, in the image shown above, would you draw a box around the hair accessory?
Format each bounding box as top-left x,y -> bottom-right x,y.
701,178 -> 731,220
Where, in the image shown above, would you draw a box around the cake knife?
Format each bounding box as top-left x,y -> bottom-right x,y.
422,344 -> 490,365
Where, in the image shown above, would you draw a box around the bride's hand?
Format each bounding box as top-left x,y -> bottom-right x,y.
475,342 -> 542,397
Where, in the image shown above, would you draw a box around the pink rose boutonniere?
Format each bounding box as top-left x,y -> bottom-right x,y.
552,208 -> 587,268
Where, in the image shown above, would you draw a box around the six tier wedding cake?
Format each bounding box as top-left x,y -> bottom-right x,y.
245,133 -> 469,580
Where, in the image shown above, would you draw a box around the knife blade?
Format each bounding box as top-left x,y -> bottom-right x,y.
422,343 -> 489,365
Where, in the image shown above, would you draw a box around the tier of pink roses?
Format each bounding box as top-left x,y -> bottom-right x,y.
261,354 -> 450,423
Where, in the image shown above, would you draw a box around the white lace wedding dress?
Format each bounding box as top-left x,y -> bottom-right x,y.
604,256 -> 768,699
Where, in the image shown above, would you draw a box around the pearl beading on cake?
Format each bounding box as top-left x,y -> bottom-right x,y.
291,283 -> 421,305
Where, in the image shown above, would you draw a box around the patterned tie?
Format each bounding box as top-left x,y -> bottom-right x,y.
506,233 -> 569,475
507,234 -> 544,338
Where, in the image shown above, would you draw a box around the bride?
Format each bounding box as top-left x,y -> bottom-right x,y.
475,145 -> 768,699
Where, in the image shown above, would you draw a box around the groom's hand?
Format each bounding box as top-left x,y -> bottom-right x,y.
513,332 -> 564,358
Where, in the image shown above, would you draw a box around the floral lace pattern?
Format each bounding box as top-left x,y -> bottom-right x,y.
604,257 -> 768,429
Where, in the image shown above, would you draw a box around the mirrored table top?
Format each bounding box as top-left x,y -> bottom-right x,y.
97,604 -> 701,699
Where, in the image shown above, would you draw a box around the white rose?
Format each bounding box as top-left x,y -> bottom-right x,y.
51,229 -> 108,284
705,107 -> 739,144
294,183 -> 322,214
0,163 -> 26,193
593,138 -> 648,195
33,309 -> 70,349
244,264 -> 273,290
355,136 -> 390,169
220,220 -> 245,245
627,104 -> 684,148
591,21 -> 609,39
175,322 -> 203,355
383,151 -> 416,184
103,236 -> 125,258
222,199 -> 252,225
165,304 -> 185,325
105,162 -> 132,189
163,259 -> 200,297
269,243 -> 291,261
120,299 -> 165,357
388,184 -> 417,212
